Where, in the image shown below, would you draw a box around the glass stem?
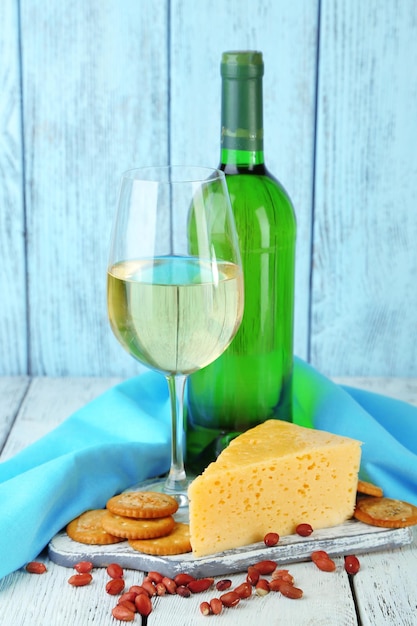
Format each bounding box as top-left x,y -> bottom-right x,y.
165,373 -> 188,495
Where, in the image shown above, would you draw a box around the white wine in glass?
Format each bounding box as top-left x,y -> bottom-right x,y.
107,166 -> 244,504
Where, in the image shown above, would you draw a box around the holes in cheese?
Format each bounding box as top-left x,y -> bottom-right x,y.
188,420 -> 361,557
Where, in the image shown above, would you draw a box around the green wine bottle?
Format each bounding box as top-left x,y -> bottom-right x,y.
186,51 -> 296,474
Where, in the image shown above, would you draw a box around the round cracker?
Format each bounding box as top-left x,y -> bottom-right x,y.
106,491 -> 179,519
128,522 -> 192,555
354,497 -> 417,528
101,511 -> 175,539
66,509 -> 125,545
357,480 -> 384,498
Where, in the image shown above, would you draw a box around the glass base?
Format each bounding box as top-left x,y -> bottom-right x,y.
124,475 -> 193,510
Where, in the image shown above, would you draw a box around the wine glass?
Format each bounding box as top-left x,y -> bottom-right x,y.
107,166 -> 244,504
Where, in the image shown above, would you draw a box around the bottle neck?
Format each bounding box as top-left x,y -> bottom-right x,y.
220,148 -> 265,170
220,72 -> 265,169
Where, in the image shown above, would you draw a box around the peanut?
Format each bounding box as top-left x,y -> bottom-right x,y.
200,601 -> 211,616
278,582 -> 303,599
74,561 -> 93,574
311,550 -> 336,571
118,592 -> 138,604
255,579 -> 270,596
216,579 -> 232,591
269,578 -> 285,592
135,592 -> 153,617
264,532 -> 279,546
187,577 -> 214,593
174,572 -> 195,586
234,582 -> 252,599
210,598 -> 223,615
314,557 -> 336,572
344,554 -> 360,575
118,600 -> 136,614
156,582 -> 167,596
142,580 -> 157,596
311,550 -> 330,562
220,591 -> 241,608
129,584 -> 148,595
25,561 -> 47,575
68,573 -> 93,587
246,565 -> 260,585
148,570 -> 164,584
106,578 -> 125,595
107,563 -> 124,579
162,576 -> 177,594
176,585 -> 191,598
252,559 -> 277,575
112,605 -> 135,622
296,523 -> 313,537
271,569 -> 294,584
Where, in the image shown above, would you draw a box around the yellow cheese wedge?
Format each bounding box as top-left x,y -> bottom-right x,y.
188,420 -> 361,557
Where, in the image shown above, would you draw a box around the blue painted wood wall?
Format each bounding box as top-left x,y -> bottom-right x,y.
1,0 -> 416,377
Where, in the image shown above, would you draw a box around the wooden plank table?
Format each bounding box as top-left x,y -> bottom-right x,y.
0,376 -> 416,626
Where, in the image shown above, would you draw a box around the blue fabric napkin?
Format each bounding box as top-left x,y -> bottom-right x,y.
0,357 -> 416,580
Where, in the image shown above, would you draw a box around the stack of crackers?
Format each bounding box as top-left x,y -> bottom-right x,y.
66,492 -> 192,556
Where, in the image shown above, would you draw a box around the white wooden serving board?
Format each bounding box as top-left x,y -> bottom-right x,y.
48,515 -> 413,578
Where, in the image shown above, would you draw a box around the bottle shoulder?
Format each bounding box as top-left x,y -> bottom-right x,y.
223,167 -> 297,234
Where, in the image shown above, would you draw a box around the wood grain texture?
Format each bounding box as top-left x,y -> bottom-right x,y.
312,0 -> 417,376
0,377 -> 29,452
0,0 -> 27,375
170,0 -> 319,361
20,0 -> 168,376
1,1 -> 417,378
353,527 -> 417,626
0,562 -> 147,626
333,376 -> 417,407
